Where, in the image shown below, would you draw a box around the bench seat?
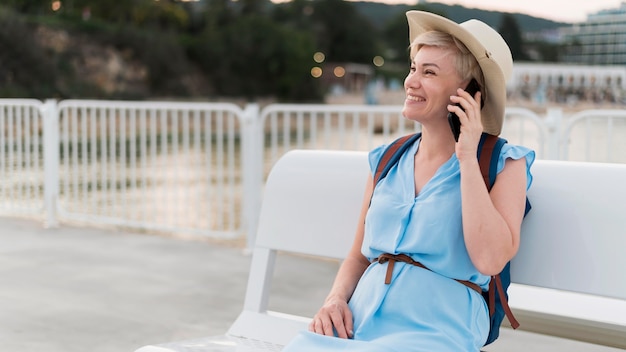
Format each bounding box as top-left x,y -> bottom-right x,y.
136,150 -> 626,352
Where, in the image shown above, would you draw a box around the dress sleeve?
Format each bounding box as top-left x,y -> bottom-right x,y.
496,144 -> 536,190
368,144 -> 388,175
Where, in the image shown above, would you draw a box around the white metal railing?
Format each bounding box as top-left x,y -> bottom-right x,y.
0,99 -> 46,218
1,98 -> 625,248
55,100 -> 247,238
561,109 -> 626,163
259,104 -> 412,174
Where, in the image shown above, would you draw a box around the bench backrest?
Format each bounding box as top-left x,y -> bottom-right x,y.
255,150 -> 369,259
250,149 -> 626,308
513,160 -> 626,300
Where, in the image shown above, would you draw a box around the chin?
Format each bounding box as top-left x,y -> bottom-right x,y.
401,106 -> 419,121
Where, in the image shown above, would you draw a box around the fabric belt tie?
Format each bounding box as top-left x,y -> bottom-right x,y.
373,253 -> 482,295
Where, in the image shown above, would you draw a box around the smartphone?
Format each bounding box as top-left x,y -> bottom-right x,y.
448,78 -> 481,142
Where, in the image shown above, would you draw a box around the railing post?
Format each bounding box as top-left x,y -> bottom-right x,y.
240,103 -> 261,252
42,99 -> 59,228
544,108 -> 563,160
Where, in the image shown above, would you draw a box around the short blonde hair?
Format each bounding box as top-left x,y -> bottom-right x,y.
411,31 -> 484,88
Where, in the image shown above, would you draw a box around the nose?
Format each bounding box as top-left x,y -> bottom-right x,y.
405,72 -> 420,90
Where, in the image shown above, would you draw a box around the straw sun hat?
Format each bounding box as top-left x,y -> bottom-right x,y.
406,11 -> 513,136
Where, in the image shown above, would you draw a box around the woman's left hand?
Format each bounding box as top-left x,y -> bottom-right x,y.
448,88 -> 483,161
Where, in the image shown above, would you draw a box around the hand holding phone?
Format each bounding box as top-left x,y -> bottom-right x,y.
448,79 -> 481,142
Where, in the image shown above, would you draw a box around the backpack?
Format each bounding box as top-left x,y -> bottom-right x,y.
372,132 -> 531,346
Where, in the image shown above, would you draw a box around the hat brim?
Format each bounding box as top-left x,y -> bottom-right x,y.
406,11 -> 508,136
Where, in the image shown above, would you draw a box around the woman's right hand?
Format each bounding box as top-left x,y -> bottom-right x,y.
308,296 -> 354,339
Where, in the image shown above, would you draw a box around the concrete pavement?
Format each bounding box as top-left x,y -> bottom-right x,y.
0,217 -> 338,352
1,217 -> 623,352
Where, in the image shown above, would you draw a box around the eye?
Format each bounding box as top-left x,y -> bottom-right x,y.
423,69 -> 435,76
409,64 -> 416,73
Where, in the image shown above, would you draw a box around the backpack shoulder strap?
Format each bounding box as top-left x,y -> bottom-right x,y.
373,132 -> 421,185
478,133 -> 532,216
374,132 -> 503,188
478,133 -> 522,330
477,133 -> 507,191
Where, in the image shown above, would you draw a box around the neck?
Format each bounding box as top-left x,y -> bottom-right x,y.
418,126 -> 456,160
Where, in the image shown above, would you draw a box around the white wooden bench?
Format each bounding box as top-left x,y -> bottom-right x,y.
135,149 -> 626,352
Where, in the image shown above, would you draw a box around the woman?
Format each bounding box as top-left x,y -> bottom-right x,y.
283,10 -> 535,351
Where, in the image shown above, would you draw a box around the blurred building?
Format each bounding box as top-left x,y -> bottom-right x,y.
508,63 -> 626,105
319,62 -> 373,93
561,2 -> 626,65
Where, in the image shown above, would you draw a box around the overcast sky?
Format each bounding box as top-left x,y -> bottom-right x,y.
346,0 -> 624,23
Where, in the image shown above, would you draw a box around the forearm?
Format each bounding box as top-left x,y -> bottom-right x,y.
459,158 -> 516,274
325,254 -> 370,303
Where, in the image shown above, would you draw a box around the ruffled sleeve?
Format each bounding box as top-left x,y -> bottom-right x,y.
368,144 -> 388,175
496,144 -> 536,190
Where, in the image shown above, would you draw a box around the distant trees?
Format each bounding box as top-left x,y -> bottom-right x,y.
192,15 -> 320,101
0,7 -> 58,98
498,14 -> 530,61
0,1 -> 561,101
305,0 -> 380,63
382,4 -> 446,63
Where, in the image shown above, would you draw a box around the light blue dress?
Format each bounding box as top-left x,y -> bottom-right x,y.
283,137 -> 535,352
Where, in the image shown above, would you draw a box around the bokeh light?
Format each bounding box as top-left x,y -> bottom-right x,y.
311,67 -> 323,78
373,56 -> 385,67
313,52 -> 325,63
52,1 -> 62,11
333,66 -> 346,78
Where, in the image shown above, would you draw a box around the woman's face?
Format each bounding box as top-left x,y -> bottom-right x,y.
402,45 -> 466,123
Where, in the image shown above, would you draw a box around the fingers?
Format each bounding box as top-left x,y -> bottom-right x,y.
308,301 -> 354,339
449,88 -> 481,115
343,306 -> 354,338
449,89 -> 482,132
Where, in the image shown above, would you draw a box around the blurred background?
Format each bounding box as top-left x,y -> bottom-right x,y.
2,3 -> 626,351
3,0 -> 617,106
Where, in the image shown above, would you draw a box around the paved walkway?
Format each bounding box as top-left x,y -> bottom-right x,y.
0,217 -> 337,352
1,217 -> 623,352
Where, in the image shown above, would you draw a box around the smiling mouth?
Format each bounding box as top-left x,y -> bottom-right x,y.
406,95 -> 425,102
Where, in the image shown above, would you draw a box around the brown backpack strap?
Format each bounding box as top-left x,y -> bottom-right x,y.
479,134 -> 498,191
373,134 -> 417,185
493,274 -> 520,329
480,135 -> 520,330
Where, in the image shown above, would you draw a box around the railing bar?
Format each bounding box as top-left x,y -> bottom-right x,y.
216,110 -> 225,229
23,106 -> 32,206
15,107 -> 24,207
129,108 -> 138,221
150,109 -> 158,222
282,111 -> 290,155
296,111 -> 304,149
159,109 -> 169,226
227,113 -> 236,230
140,109 -> 148,222
119,108 -> 127,220
102,108 -> 110,217
79,106 -> 88,214
193,110 -> 202,228
108,107 -> 115,217
205,110 -> 213,229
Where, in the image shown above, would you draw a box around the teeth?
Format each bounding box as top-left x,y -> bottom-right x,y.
406,95 -> 424,102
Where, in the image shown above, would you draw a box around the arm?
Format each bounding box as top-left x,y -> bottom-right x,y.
450,88 -> 528,275
308,174 -> 374,338
458,156 -> 527,275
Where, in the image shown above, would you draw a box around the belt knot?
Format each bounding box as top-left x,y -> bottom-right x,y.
372,253 -> 481,295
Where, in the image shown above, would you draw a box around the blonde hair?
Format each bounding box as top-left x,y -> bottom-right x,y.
411,31 -> 484,88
